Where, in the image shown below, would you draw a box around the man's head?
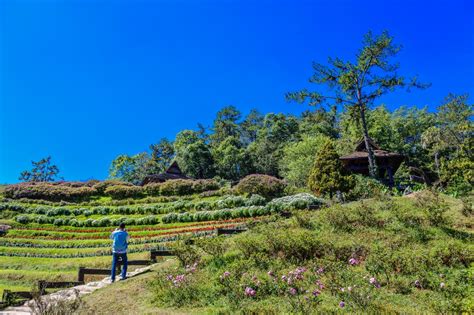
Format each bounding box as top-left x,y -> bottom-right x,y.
119,222 -> 126,230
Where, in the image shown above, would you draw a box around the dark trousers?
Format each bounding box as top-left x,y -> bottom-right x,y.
111,252 -> 128,282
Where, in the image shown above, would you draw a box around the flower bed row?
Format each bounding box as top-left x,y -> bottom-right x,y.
4,194 -> 266,217
161,194 -> 324,223
3,224 -> 238,240
13,218 -> 250,233
0,230 -> 216,249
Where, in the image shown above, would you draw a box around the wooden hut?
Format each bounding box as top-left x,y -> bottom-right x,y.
339,138 -> 404,187
141,161 -> 190,185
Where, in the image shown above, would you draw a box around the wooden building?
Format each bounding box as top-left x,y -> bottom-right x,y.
339,138 -> 404,187
141,161 -> 190,185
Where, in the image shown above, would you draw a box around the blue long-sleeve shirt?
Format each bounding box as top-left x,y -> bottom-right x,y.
110,229 -> 130,254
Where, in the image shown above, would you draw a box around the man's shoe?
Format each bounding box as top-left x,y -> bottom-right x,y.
119,277 -> 127,281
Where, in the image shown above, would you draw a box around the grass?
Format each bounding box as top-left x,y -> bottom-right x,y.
143,192 -> 473,313
77,260 -> 198,315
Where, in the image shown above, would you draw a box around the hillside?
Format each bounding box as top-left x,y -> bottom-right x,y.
71,191 -> 473,314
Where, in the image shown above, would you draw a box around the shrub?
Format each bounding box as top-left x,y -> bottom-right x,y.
4,182 -> 97,202
160,180 -> 195,196
93,180 -> 132,194
266,193 -> 324,212
234,174 -> 286,199
345,174 -> 388,201
15,215 -> 30,224
144,183 -> 162,196
104,185 -> 144,199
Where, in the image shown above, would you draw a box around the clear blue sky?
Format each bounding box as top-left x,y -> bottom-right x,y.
0,0 -> 473,183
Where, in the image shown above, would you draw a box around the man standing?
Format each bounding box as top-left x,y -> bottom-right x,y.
110,222 -> 129,282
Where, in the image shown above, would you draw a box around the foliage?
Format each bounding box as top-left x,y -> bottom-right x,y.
234,174 -> 286,199
149,138 -> 175,174
4,182 -> 96,202
307,139 -> 353,197
344,174 -> 388,201
280,135 -> 331,188
151,194 -> 473,313
108,152 -> 156,185
104,185 -> 144,199
266,193 -> 325,212
287,31 -> 429,178
19,156 -> 61,182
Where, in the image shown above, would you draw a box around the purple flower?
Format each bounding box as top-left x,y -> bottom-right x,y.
369,277 -> 377,284
339,301 -> 345,308
414,280 -> 421,288
267,270 -> 274,277
316,267 -> 324,274
289,287 -> 297,295
340,287 -> 345,292
312,290 -> 320,297
348,258 -> 359,266
245,287 -> 256,297
281,275 -> 287,281
166,275 -> 173,281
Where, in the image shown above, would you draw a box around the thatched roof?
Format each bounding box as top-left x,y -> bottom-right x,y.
340,139 -> 403,161
141,161 -> 190,185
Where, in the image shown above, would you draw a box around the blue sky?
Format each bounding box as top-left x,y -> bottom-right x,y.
0,0 -> 473,183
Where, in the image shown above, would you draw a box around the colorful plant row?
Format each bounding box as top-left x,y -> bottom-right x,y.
0,230 -> 216,249
4,225 -> 239,240
13,218 -> 250,233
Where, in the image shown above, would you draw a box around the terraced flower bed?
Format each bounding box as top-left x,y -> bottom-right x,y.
0,192 -> 322,297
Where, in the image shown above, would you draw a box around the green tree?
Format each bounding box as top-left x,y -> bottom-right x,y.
179,141 -> 215,178
307,139 -> 352,197
19,156 -> 61,182
213,136 -> 252,180
174,130 -> 215,178
298,106 -> 339,139
240,109 -> 264,145
150,138 -> 175,173
248,113 -> 299,176
422,94 -> 473,194
280,135 -> 330,187
109,152 -> 154,184
210,106 -> 241,147
287,31 -> 429,178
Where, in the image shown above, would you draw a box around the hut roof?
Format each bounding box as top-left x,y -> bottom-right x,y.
141,161 -> 190,185
340,139 -> 403,161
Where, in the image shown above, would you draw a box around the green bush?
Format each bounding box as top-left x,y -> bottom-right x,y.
93,180 -> 132,194
345,174 -> 388,201
104,185 -> 144,199
235,174 -> 286,199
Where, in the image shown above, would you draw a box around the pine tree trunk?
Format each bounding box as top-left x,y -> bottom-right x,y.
359,104 -> 378,178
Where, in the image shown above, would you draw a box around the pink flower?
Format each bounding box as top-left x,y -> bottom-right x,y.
340,288 -> 345,292
348,258 -> 359,266
348,286 -> 353,292
316,267 -> 324,274
289,287 -> 297,295
369,277 -> 377,284
339,301 -> 345,308
166,275 -> 173,281
312,290 -> 320,297
267,271 -> 274,277
245,287 -> 256,297
282,275 -> 287,281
